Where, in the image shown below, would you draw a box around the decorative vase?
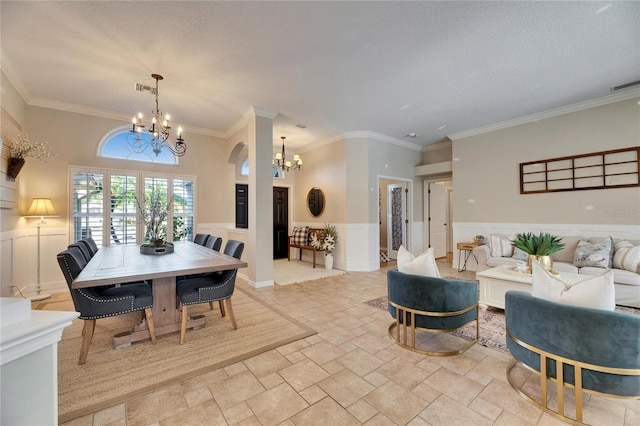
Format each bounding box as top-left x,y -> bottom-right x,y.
527,254 -> 553,273
325,253 -> 334,270
6,157 -> 25,181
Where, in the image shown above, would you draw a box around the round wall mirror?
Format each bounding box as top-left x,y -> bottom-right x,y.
307,187 -> 325,217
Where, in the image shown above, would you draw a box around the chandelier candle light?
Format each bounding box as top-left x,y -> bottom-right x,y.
273,136 -> 302,172
129,73 -> 186,157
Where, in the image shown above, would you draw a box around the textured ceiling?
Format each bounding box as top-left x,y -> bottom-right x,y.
1,1 -> 639,152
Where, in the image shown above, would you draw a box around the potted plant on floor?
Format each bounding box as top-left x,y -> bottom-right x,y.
311,223 -> 337,269
511,232 -> 565,273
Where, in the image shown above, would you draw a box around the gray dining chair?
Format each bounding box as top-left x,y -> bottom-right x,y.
176,240 -> 244,344
80,236 -> 99,256
205,235 -> 222,251
57,246 -> 157,364
193,233 -> 210,246
68,242 -> 92,262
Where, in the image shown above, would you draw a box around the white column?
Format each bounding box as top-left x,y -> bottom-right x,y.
246,107 -> 277,287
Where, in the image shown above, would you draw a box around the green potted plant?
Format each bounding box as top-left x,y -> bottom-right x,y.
511,232 -> 565,272
136,194 -> 174,254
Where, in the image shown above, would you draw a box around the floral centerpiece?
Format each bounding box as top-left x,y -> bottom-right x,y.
5,134 -> 55,181
310,223 -> 337,254
136,195 -> 174,254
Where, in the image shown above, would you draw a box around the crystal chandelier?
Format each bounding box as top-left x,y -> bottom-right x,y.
273,136 -> 302,172
129,73 -> 186,157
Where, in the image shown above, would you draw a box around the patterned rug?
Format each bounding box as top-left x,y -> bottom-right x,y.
365,284 -> 640,355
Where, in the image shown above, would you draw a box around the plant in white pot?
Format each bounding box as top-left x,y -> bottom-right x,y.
511,232 -> 565,273
311,223 -> 337,269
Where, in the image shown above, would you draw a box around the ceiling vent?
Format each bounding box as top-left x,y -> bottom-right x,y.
610,80 -> 640,92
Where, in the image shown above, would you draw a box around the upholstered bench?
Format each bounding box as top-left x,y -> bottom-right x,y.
505,291 -> 640,424
288,227 -> 324,268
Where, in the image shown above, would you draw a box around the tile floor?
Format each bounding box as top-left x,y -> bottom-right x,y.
61,260 -> 638,426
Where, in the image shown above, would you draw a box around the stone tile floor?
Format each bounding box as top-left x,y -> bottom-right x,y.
61,260 -> 639,426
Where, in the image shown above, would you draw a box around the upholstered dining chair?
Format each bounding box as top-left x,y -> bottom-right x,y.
176,240 -> 245,344
204,235 -> 222,251
57,246 -> 157,365
193,233 -> 210,246
68,242 -> 92,262
79,236 -> 99,257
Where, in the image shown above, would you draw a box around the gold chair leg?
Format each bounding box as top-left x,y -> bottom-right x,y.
180,305 -> 188,345
226,298 -> 237,329
144,308 -> 157,344
79,319 -> 95,365
219,300 -> 226,317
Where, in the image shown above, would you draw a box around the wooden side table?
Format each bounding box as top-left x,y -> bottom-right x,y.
457,242 -> 480,272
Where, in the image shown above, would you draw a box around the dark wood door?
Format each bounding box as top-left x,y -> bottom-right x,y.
273,187 -> 288,259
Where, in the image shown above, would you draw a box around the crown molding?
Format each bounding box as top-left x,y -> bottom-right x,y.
27,97 -> 224,138
449,90 -> 640,141
343,131 -> 423,151
1,49 -> 31,103
243,106 -> 279,120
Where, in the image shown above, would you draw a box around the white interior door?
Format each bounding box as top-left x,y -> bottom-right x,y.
429,183 -> 448,258
387,183 -> 406,259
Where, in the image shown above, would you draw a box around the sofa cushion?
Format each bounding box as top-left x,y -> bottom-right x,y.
551,261 -> 579,274
489,234 -> 513,257
512,247 -> 529,261
613,240 -> 640,274
588,237 -> 615,267
573,238 -> 612,268
580,267 -> 640,287
291,226 -> 309,246
487,256 -> 524,268
552,236 -> 584,263
531,260 -> 615,311
397,246 -> 440,278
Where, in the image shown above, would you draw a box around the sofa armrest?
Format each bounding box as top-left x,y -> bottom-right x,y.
473,245 -> 491,274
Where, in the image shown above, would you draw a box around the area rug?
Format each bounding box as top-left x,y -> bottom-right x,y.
274,258 -> 346,285
365,294 -> 640,355
37,287 -> 316,423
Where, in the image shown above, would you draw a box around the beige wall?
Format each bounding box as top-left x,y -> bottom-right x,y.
453,98 -> 640,225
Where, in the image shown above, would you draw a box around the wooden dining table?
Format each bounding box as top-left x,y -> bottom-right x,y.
73,241 -> 247,347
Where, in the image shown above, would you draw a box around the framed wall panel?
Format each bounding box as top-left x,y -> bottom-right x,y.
520,147 -> 640,194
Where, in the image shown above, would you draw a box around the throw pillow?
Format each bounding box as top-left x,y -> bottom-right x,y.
512,247 -> 529,261
489,234 -> 514,258
613,240 -> 640,273
291,226 -> 309,246
573,238 -> 612,268
397,246 -> 440,278
531,260 -> 615,311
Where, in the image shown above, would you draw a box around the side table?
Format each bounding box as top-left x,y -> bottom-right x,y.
457,242 -> 480,272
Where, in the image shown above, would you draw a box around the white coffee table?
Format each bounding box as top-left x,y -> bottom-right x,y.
477,265 -> 585,309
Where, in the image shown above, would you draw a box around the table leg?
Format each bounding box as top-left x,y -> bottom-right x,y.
113,276 -> 206,347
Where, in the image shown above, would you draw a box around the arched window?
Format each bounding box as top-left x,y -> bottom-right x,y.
98,127 -> 177,165
240,159 -> 249,176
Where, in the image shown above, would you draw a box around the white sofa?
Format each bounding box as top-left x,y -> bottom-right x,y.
473,235 -> 640,308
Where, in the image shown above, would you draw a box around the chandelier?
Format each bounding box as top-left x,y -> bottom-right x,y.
129,73 -> 186,157
273,136 -> 302,172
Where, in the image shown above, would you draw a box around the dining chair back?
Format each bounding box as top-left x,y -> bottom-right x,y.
80,236 -> 99,256
56,247 -> 157,364
193,233 -> 210,246
68,242 -> 92,262
176,240 -> 245,344
205,235 -> 222,251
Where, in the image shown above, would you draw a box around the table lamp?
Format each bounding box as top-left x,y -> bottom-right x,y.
24,198 -> 59,301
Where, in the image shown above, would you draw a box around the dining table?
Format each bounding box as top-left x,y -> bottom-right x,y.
73,241 -> 248,347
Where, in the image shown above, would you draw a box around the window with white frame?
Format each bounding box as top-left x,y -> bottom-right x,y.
70,167 -> 196,245
99,128 -> 177,165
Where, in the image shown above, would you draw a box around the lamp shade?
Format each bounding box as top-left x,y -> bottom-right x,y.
24,198 -> 58,217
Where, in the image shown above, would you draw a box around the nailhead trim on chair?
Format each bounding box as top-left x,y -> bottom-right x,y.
181,270 -> 237,306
